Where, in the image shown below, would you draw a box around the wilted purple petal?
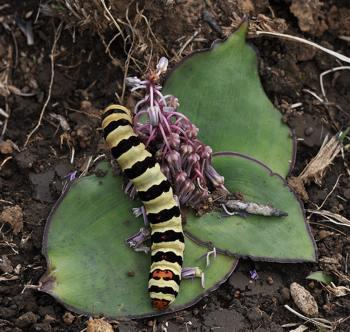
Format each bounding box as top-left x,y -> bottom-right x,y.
126,227 -> 150,249
249,269 -> 259,280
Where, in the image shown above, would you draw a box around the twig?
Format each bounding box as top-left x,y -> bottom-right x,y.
0,156 -> 12,171
255,31 -> 350,64
176,30 -> 199,58
24,22 -> 62,147
99,0 -> 125,42
320,66 -> 350,100
316,174 -> 343,211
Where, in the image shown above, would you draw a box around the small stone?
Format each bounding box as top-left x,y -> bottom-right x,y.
62,312 -> 75,325
234,290 -> 241,298
318,230 -> 333,240
266,276 -> 274,285
87,319 -> 113,332
0,255 -> 13,273
147,320 -> 154,327
290,282 -> 318,316
15,311 -> 39,328
43,314 -> 56,323
0,140 -> 14,154
304,127 -> 314,136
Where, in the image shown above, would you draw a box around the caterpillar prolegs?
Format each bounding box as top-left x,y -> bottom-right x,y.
102,104 -> 185,310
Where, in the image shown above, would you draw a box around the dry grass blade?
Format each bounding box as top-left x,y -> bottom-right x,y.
320,66 -> 350,101
24,22 -> 63,147
284,305 -> 334,330
299,134 -> 343,185
289,132 -> 346,201
255,31 -> 350,64
307,209 -> 350,228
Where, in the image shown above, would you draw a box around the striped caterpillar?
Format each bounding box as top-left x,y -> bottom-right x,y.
102,104 -> 185,310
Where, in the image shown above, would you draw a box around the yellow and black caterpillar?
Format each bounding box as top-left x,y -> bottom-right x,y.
102,104 -> 185,310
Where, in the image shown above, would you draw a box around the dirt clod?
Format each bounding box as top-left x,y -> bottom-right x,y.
62,311 -> 75,325
0,255 -> 13,273
0,205 -> 23,234
15,311 -> 39,328
87,318 -> 114,332
290,282 -> 318,316
0,140 -> 14,154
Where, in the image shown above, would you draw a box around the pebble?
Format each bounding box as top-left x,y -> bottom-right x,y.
0,255 -> 13,273
15,311 -> 39,328
266,276 -> 274,285
290,282 -> 318,316
318,230 -> 333,240
62,311 -> 75,325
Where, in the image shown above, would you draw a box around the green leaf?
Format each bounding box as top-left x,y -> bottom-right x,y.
164,22 -> 294,177
306,271 -> 333,285
185,153 -> 317,262
40,162 -> 237,319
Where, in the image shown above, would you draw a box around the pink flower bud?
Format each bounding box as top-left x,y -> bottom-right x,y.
187,125 -> 199,139
179,179 -> 196,204
160,163 -> 171,180
184,153 -> 200,175
175,171 -> 187,184
180,143 -> 194,156
200,146 -> 212,159
168,96 -> 179,109
165,150 -> 182,173
168,133 -> 181,149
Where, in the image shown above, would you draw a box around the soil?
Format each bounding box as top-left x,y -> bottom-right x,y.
1,0 -> 350,331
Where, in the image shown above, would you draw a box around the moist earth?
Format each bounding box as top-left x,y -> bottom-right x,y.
1,0 -> 350,331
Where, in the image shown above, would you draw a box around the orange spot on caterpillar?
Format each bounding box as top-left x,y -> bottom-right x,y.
152,269 -> 174,281
152,298 -> 170,310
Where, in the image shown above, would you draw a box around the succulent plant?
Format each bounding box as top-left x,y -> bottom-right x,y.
40,22 -> 316,318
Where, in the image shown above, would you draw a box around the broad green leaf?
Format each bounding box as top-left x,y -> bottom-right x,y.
40,162 -> 237,319
164,22 -> 294,177
185,153 -> 316,262
306,271 -> 333,285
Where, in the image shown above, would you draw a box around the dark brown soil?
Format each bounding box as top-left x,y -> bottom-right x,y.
1,0 -> 349,331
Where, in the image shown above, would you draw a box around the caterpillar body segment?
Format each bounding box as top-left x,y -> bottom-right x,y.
102,104 -> 185,310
